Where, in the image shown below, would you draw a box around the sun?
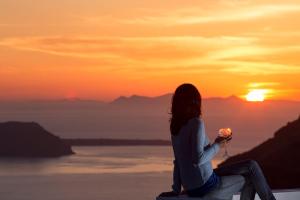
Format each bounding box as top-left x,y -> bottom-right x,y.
246,89 -> 266,102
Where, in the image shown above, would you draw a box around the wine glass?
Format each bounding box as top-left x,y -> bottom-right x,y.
218,128 -> 232,158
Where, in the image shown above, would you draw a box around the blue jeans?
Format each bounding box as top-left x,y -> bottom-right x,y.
188,174 -> 245,200
212,159 -> 276,200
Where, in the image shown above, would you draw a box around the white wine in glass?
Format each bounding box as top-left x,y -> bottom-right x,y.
218,128 -> 232,158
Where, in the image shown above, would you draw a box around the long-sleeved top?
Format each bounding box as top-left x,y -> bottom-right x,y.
171,117 -> 220,194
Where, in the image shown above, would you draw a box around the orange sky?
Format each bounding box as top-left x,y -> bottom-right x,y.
1,0 -> 300,101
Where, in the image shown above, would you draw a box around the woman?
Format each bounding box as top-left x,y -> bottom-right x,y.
161,83 -> 276,200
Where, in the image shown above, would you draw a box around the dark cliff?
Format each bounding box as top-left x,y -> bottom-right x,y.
0,121 -> 74,157
219,116 -> 300,189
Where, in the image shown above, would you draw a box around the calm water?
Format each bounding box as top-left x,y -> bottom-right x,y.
0,146 -> 225,200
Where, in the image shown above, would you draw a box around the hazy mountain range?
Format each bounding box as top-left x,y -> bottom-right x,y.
0,94 -> 299,153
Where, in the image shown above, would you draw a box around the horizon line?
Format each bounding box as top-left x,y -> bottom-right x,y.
0,93 -> 299,103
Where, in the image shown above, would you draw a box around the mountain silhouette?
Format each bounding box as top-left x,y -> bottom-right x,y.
0,121 -> 74,157
110,93 -> 172,107
218,116 -> 300,189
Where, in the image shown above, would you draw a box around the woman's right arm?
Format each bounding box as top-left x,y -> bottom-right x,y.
190,118 -> 220,166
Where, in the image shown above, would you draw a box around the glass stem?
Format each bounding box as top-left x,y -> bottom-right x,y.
223,140 -> 229,158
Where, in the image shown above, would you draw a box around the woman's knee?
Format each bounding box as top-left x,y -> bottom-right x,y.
243,159 -> 258,167
249,159 -> 259,168
245,159 -> 261,172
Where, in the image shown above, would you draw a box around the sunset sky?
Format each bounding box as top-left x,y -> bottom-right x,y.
1,0 -> 300,101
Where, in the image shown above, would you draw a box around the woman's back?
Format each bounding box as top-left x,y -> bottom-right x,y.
171,117 -> 220,191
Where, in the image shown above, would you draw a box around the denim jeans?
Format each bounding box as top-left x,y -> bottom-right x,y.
196,174 -> 245,200
212,159 -> 276,200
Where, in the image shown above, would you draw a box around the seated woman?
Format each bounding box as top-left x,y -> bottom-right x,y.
161,83 -> 276,200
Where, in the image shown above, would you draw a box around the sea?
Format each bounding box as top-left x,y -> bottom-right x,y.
0,146 -> 226,200
0,146 -> 281,200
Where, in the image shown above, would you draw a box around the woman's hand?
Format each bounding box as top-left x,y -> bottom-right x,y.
214,136 -> 232,148
158,191 -> 179,197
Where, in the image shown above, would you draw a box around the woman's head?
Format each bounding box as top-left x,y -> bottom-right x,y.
169,83 -> 202,136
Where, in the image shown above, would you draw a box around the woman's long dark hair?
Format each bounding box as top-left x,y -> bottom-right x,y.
169,83 -> 202,136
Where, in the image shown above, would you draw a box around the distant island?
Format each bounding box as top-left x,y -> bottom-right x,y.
219,115 -> 300,189
62,138 -> 171,146
0,121 -> 74,157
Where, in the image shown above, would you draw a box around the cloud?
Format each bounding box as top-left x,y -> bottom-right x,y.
0,35 -> 252,64
120,4 -> 300,25
221,61 -> 300,75
248,82 -> 280,88
1,35 -> 300,75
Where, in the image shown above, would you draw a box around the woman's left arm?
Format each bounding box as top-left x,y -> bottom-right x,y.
171,159 -> 181,194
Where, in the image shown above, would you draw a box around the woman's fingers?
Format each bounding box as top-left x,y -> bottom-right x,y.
226,136 -> 232,142
215,136 -> 229,143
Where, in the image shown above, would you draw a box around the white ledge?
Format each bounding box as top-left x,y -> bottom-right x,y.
156,189 -> 300,200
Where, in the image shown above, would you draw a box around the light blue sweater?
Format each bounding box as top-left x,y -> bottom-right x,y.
171,117 -> 220,194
